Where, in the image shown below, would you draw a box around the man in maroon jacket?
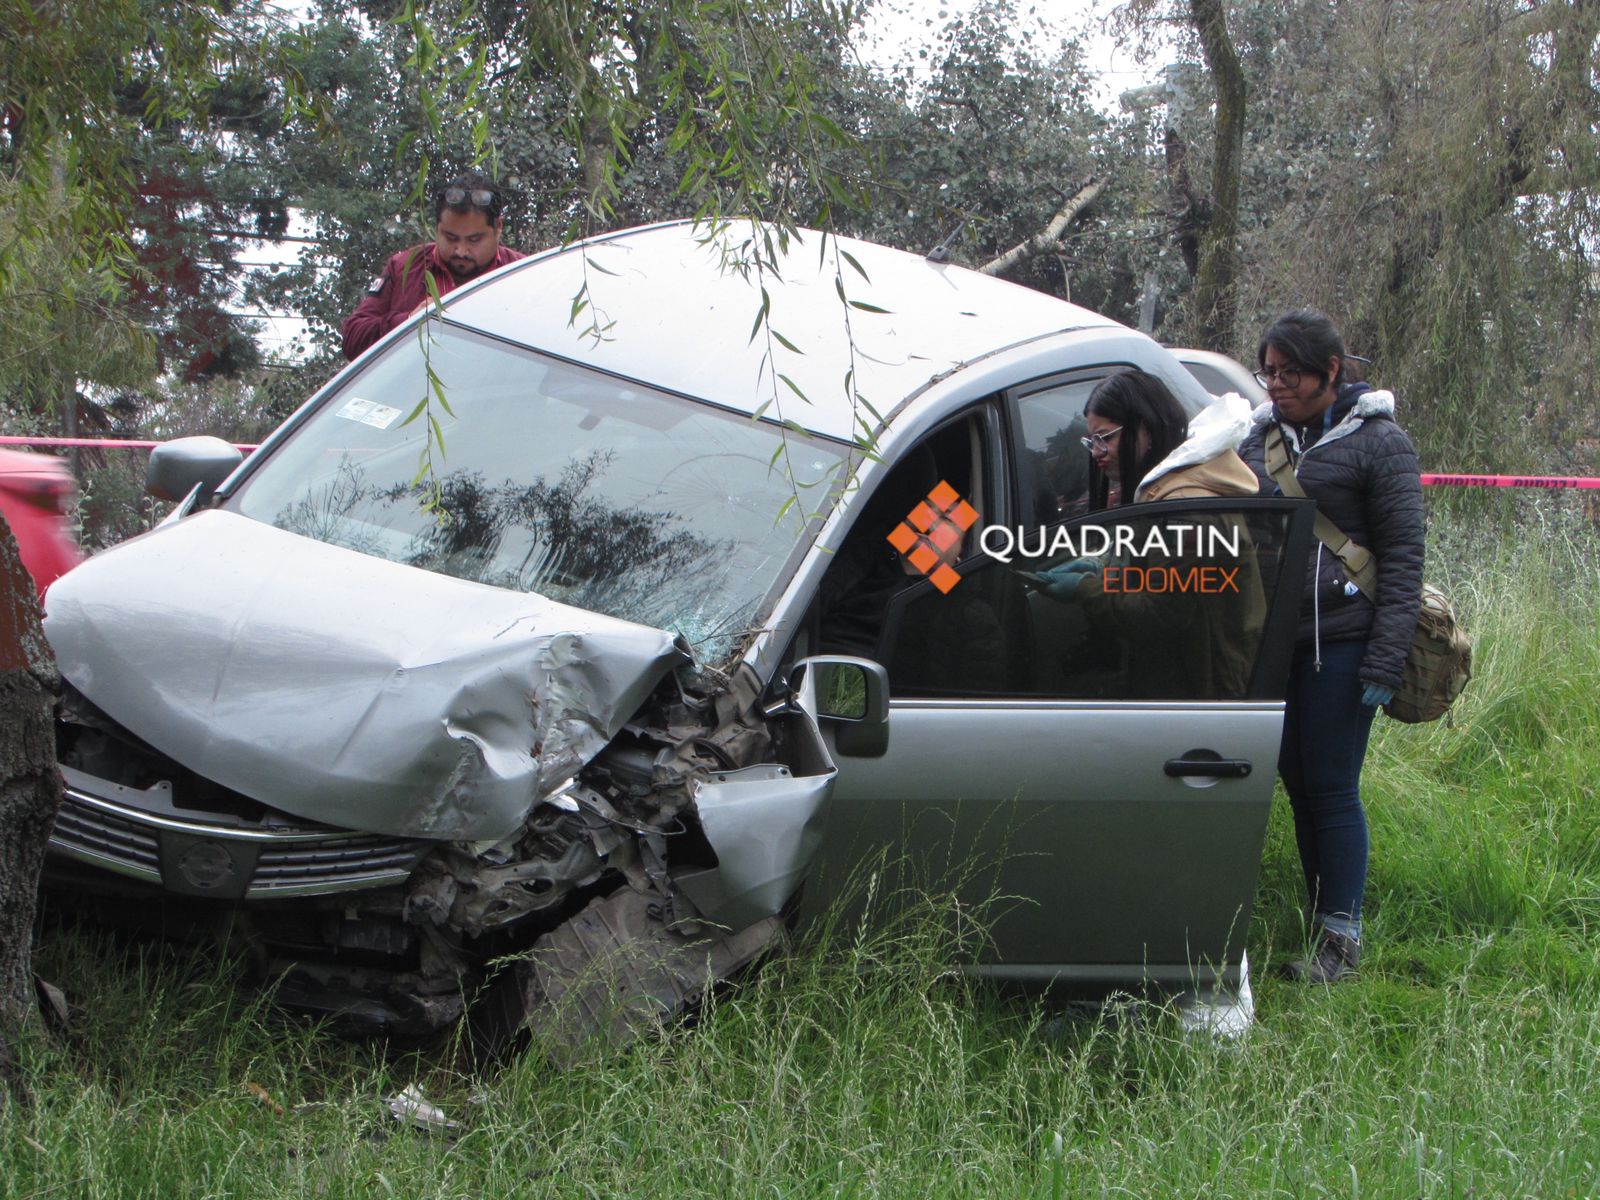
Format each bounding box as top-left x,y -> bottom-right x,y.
341,172 -> 525,360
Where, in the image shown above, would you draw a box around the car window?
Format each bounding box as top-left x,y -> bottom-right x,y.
230,323 -> 849,665
879,500 -> 1301,701
1009,369 -> 1130,528
1180,360 -> 1240,399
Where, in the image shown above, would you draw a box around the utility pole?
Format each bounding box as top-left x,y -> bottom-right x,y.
1138,271 -> 1159,335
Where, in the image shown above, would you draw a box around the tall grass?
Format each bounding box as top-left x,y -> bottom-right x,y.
5,498 -> 1599,1198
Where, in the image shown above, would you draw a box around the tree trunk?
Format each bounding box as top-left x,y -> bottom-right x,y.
1188,0 -> 1245,351
0,512 -> 61,1091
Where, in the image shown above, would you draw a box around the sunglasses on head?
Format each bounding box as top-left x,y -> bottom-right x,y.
442,186 -> 496,208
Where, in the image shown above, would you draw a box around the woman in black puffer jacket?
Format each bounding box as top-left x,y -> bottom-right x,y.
1238,310 -> 1424,984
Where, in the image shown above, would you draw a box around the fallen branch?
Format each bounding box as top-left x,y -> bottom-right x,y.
978,178 -> 1104,277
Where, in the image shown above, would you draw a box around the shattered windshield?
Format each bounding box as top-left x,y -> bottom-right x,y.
230,323 -> 846,664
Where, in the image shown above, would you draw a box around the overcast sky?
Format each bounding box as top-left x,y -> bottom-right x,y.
855,0 -> 1158,108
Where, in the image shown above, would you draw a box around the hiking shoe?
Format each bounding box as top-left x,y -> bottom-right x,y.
1285,929 -> 1360,984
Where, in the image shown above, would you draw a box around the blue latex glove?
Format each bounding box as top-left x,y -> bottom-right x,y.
1051,557 -> 1098,576
1361,683 -> 1394,709
1035,559 -> 1098,601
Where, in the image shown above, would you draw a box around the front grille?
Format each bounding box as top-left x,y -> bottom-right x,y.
253,837 -> 431,896
50,778 -> 431,899
50,793 -> 163,883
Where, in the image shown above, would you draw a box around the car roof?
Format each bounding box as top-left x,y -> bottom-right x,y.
443,221 -> 1123,446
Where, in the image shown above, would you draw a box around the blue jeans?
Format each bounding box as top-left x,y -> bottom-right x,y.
1278,640 -> 1375,938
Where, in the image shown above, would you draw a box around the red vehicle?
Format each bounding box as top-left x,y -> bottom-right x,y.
0,447 -> 83,598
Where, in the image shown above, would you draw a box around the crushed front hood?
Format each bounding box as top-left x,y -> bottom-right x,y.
44,510 -> 689,841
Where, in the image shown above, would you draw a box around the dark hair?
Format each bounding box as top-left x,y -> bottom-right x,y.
1083,370 -> 1189,509
1257,309 -> 1348,389
433,170 -> 504,224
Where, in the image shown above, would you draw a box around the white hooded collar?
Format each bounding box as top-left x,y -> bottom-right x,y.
1135,392 -> 1253,500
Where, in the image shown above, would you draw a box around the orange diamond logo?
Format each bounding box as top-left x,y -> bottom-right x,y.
885,479 -> 980,594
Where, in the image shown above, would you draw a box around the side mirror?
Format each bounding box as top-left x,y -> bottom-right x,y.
146,436 -> 245,503
790,655 -> 890,758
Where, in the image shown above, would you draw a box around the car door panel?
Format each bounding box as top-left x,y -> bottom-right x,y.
815,703 -> 1283,969
806,496 -> 1314,976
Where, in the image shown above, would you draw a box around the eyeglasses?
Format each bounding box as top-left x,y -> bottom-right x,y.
1080,425 -> 1123,453
442,186 -> 497,209
1252,366 -> 1304,388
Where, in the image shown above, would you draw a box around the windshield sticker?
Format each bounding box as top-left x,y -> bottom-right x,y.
336,398 -> 402,429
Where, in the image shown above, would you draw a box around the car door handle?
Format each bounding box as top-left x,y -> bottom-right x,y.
1164,755 -> 1252,779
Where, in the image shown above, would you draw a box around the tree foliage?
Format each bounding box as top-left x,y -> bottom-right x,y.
242,0 -> 877,372
2,1 -> 325,427
836,0 -> 1147,313
1114,0 -> 1599,470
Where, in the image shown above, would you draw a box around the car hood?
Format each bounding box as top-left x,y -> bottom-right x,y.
43,509 -> 690,842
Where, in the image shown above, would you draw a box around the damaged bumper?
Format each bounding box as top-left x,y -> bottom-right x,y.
52,765 -> 430,900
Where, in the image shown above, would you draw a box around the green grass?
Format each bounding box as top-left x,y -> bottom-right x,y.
6,499 -> 1600,1198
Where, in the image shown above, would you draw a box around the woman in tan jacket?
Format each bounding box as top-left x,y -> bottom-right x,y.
1036,370 -> 1265,699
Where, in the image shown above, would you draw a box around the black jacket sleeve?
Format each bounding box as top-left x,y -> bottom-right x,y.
1358,421 -> 1424,690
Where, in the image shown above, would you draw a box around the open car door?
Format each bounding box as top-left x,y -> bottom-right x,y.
809,496 -> 1315,985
